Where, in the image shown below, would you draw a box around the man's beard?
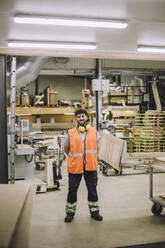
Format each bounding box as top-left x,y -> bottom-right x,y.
78,120 -> 86,126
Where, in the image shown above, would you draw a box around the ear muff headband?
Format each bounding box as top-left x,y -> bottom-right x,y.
79,124 -> 91,132
85,124 -> 90,130
79,126 -> 86,132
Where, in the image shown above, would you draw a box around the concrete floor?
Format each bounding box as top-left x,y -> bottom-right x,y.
28,162 -> 165,248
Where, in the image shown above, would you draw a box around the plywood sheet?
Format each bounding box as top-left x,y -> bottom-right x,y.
0,184 -> 35,248
99,132 -> 124,170
11,184 -> 36,248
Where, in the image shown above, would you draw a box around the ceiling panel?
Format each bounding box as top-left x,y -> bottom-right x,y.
0,0 -> 165,60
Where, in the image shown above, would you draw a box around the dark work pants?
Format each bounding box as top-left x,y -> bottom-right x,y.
67,171 -> 98,203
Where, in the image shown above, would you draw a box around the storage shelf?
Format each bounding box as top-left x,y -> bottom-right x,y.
7,106 -> 77,115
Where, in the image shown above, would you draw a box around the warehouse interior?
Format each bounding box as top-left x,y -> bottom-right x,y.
1,1 -> 165,248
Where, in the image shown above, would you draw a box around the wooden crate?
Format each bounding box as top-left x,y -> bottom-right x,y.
82,89 -> 91,109
45,88 -> 58,107
21,95 -> 30,106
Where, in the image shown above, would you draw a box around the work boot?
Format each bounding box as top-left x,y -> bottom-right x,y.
91,213 -> 103,221
64,214 -> 74,223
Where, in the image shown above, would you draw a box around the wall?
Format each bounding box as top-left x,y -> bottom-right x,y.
28,75 -> 85,101
103,59 -> 165,69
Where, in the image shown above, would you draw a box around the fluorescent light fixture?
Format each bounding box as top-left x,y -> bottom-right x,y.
14,15 -> 128,29
137,45 -> 165,54
8,40 -> 96,50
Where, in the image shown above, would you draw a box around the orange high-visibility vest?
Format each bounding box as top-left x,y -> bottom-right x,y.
67,127 -> 98,174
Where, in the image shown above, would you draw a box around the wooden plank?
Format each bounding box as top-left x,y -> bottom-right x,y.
7,106 -> 77,115
129,152 -> 165,159
11,185 -> 36,248
151,164 -> 165,172
155,157 -> 165,162
99,132 -> 124,170
0,184 -> 35,248
40,123 -> 74,130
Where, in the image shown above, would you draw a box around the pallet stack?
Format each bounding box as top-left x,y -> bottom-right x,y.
130,110 -> 165,152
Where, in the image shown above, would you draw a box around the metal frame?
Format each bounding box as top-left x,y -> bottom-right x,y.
0,55 -> 8,183
149,165 -> 153,198
149,163 -> 165,216
35,76 -> 39,95
10,56 -> 16,184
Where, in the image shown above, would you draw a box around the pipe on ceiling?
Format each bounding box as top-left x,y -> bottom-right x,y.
7,56 -> 48,93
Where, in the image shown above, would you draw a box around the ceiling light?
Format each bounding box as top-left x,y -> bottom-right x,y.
8,41 -> 96,50
137,45 -> 165,54
14,15 -> 128,29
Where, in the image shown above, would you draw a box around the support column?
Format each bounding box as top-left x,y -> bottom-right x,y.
35,76 -> 39,96
95,59 -> 102,131
10,56 -> 16,184
152,74 -> 161,111
0,56 -> 8,183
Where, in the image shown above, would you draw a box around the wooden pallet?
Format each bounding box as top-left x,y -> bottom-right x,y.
130,111 -> 165,152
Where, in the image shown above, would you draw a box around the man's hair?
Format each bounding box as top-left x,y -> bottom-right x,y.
75,109 -> 89,117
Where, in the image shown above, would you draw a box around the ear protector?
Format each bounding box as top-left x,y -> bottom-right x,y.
79,123 -> 90,132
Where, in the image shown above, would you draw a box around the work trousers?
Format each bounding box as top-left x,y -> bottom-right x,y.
65,171 -> 99,216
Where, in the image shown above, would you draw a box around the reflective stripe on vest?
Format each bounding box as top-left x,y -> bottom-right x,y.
85,150 -> 97,154
68,152 -> 83,157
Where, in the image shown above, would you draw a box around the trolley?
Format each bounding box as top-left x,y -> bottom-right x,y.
149,160 -> 165,216
130,152 -> 165,216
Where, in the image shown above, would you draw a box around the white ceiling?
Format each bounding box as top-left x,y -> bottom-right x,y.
1,0 -> 165,60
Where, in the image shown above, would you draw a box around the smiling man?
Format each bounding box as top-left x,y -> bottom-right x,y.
64,109 -> 103,223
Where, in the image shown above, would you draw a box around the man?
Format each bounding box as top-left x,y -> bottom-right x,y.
64,109 -> 103,223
